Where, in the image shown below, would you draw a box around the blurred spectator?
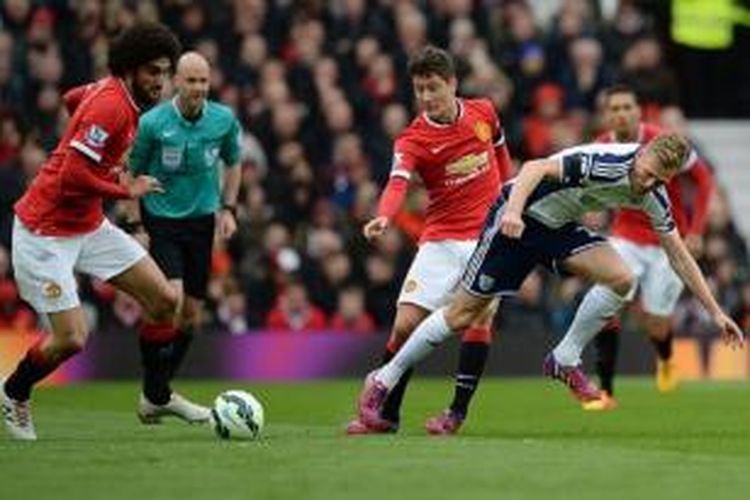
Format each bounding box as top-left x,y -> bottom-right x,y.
265,279 -> 327,332
329,285 -> 376,333
0,0 -> 746,340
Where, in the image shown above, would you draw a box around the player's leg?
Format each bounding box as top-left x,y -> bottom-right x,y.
545,241 -> 636,402
640,251 -> 684,392
167,214 -> 214,380
586,239 -> 645,410
426,299 -> 497,435
108,256 -> 179,395
584,318 -> 621,410
347,303 -> 428,434
377,303 -> 430,425
110,257 -> 208,423
3,219 -> 88,440
359,289 -> 495,430
358,202 -> 532,429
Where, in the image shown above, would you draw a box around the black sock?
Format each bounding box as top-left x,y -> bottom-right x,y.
4,350 -> 60,402
168,331 -> 194,379
594,325 -> 620,396
449,341 -> 489,418
139,338 -> 174,405
379,349 -> 413,423
651,331 -> 673,361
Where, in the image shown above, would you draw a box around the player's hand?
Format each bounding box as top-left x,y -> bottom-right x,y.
363,216 -> 390,241
685,234 -> 704,257
499,211 -> 525,238
218,209 -> 237,240
713,312 -> 745,349
129,175 -> 163,198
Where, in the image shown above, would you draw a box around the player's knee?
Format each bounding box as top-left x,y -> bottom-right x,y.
444,302 -> 478,332
148,287 -> 179,322
48,337 -> 85,363
609,271 -> 636,299
391,319 -> 417,346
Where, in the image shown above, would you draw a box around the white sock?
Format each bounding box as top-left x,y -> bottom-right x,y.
377,308 -> 455,389
553,285 -> 627,366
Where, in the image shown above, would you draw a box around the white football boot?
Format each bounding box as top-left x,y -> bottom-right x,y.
2,383 -> 37,441
137,392 -> 211,425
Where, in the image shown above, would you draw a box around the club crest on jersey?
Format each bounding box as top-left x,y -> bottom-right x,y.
84,124 -> 109,148
474,121 -> 492,143
477,274 -> 495,292
42,281 -> 62,300
403,279 -> 418,294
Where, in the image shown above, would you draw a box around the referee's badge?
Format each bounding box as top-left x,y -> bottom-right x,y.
162,146 -> 183,171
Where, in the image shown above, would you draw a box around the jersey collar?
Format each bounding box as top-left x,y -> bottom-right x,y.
422,99 -> 463,128
114,77 -> 140,113
172,96 -> 207,123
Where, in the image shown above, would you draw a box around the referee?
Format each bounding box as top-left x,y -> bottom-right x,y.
127,52 -> 242,423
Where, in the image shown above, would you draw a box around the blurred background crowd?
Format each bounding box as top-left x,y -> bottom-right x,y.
1,0 -> 749,338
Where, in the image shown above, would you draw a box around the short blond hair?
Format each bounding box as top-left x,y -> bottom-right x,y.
647,132 -> 690,173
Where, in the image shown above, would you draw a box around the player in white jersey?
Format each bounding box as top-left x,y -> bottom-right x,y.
355,133 -> 744,423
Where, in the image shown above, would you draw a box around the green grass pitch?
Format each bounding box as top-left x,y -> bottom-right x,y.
1,378 -> 748,500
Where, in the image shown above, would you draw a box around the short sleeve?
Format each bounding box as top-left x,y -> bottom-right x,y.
559,153 -> 589,187
642,186 -> 676,234
69,102 -> 126,165
220,116 -> 242,167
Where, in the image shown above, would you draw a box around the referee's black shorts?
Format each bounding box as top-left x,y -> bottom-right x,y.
142,210 -> 215,300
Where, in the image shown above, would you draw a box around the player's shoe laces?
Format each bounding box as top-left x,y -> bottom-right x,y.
656,358 -> 679,393
581,391 -> 619,411
137,392 -> 211,425
543,353 -> 601,403
345,417 -> 399,435
2,384 -> 37,441
357,371 -> 391,431
425,409 -> 465,435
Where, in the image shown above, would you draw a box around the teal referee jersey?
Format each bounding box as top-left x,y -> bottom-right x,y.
130,98 -> 241,218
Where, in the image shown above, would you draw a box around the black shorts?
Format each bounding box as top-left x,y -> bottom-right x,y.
142,211 -> 215,299
461,197 -> 607,297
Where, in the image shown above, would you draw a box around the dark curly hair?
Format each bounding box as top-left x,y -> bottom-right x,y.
108,22 -> 181,77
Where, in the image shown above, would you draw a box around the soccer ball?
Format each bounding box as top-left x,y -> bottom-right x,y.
211,390 -> 265,440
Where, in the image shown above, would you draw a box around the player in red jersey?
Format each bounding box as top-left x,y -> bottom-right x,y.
346,46 -> 514,435
583,84 -> 715,410
1,23 -> 193,441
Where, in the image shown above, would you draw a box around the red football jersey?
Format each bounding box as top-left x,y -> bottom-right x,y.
15,77 -> 138,236
385,98 -> 508,243
596,123 -> 712,245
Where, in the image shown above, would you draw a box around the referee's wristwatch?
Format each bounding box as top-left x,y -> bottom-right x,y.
222,204 -> 237,216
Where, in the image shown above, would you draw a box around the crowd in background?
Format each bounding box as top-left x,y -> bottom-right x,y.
1,0 -> 749,338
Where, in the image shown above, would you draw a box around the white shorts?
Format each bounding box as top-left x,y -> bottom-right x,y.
397,240 -> 477,311
610,237 -> 684,317
12,217 -> 146,313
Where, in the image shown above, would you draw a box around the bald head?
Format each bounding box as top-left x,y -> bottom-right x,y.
176,51 -> 210,76
175,51 -> 210,116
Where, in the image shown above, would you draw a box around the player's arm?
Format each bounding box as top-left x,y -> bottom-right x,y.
659,229 -> 744,346
363,144 -> 417,241
500,158 -> 562,238
488,103 -> 515,182
62,107 -> 161,199
218,117 -> 243,239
